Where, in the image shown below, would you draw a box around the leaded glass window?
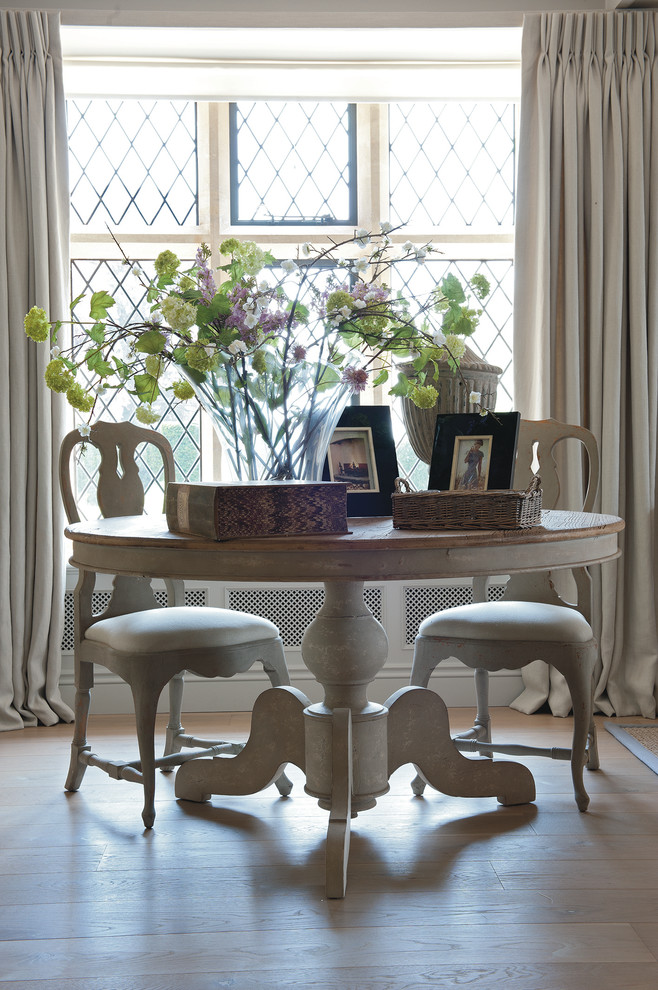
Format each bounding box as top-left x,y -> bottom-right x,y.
389,103 -> 515,229
68,100 -> 198,229
230,102 -> 356,225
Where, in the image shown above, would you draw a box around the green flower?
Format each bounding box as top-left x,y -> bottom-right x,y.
235,242 -> 267,277
326,290 -> 354,314
154,250 -> 180,279
445,334 -> 467,360
219,238 -> 241,256
66,382 -> 94,412
44,359 -> 74,393
135,403 -> 159,425
185,344 -> 219,373
160,295 -> 197,333
24,306 -> 50,342
470,274 -> 491,301
145,355 -> 165,378
251,350 -> 267,374
408,384 -> 438,409
171,380 -> 195,401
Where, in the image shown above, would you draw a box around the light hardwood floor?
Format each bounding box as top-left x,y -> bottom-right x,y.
2,707 -> 658,990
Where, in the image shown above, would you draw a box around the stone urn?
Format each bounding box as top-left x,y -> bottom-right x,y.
400,344 -> 502,464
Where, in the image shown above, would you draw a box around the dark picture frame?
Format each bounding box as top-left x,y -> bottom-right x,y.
323,405 -> 399,516
428,412 -> 521,492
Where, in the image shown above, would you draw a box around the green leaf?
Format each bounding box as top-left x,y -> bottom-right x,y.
196,294 -> 231,325
134,330 -> 167,354
70,291 -> 86,312
88,322 -> 106,344
85,347 -> 113,377
113,356 -> 130,379
441,273 -> 466,305
316,366 -> 342,391
133,373 -> 160,403
89,291 -> 115,321
389,372 -> 411,398
372,368 -> 389,388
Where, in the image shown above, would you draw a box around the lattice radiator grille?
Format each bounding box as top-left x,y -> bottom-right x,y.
226,587 -> 383,649
404,583 -> 506,646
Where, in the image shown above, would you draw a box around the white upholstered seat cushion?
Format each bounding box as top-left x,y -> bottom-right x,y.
84,606 -> 279,653
418,600 -> 593,643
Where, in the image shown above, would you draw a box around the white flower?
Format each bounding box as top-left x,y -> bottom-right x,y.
150,312 -> 163,324
352,257 -> 370,274
204,344 -> 216,358
380,220 -> 393,234
339,306 -> 353,320
433,329 -> 447,346
132,265 -> 144,278
415,248 -> 428,263
300,242 -> 314,257
403,240 -> 415,252
353,299 -> 367,309
95,384 -> 107,397
258,280 -> 270,292
228,339 -> 248,356
469,391 -> 482,405
78,422 -> 91,438
244,312 -> 259,329
281,259 -> 298,273
50,345 -> 61,358
355,227 -> 370,247
365,291 -> 378,301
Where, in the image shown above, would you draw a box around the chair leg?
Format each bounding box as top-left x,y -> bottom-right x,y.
586,715 -> 600,771
554,647 -> 597,811
162,671 -> 186,768
262,640 -> 291,687
65,660 -> 94,792
130,677 -> 166,829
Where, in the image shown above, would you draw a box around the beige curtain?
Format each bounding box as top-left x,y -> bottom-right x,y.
0,10 -> 72,730
513,11 -> 658,718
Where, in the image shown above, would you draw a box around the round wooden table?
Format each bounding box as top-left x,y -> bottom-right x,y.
66,509 -> 623,897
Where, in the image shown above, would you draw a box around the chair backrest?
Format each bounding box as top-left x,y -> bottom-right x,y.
60,420 -> 176,524
513,418 -> 600,512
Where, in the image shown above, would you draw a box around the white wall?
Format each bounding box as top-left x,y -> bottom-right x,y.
8,1 -> 630,30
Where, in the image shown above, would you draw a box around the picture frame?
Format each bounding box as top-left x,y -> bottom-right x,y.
323,405 -> 399,516
428,412 -> 521,492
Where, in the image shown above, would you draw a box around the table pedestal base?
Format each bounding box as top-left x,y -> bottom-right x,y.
175,688 -> 535,898
176,579 -> 535,897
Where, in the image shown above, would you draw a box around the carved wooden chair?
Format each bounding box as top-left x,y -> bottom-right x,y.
410,418 -> 601,810
61,420 -> 291,827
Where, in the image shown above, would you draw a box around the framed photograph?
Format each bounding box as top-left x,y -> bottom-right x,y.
323,405 -> 399,516
428,412 -> 521,492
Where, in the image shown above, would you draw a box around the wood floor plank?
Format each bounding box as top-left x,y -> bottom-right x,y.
0,922 -> 654,982
3,963 -> 658,990
2,707 -> 658,986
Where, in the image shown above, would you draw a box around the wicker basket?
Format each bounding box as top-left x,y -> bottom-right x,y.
392,476 -> 542,530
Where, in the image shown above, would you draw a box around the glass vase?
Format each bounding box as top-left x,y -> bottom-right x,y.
185,360 -> 355,482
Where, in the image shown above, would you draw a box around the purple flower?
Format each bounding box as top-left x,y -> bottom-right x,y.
342,365 -> 369,392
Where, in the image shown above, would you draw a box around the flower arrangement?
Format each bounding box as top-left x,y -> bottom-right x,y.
25,225 -> 490,479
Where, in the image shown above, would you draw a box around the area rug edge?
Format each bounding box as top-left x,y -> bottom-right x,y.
604,721 -> 658,775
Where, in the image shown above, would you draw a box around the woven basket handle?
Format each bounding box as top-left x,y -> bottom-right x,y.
394,477 -> 413,494
526,475 -> 542,495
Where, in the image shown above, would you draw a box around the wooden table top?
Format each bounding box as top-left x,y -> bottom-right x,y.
65,510 -> 624,584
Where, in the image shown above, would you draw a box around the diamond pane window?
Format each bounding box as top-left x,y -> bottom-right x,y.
70,259 -> 201,518
230,102 -> 356,225
389,103 -> 515,229
67,100 -> 198,229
